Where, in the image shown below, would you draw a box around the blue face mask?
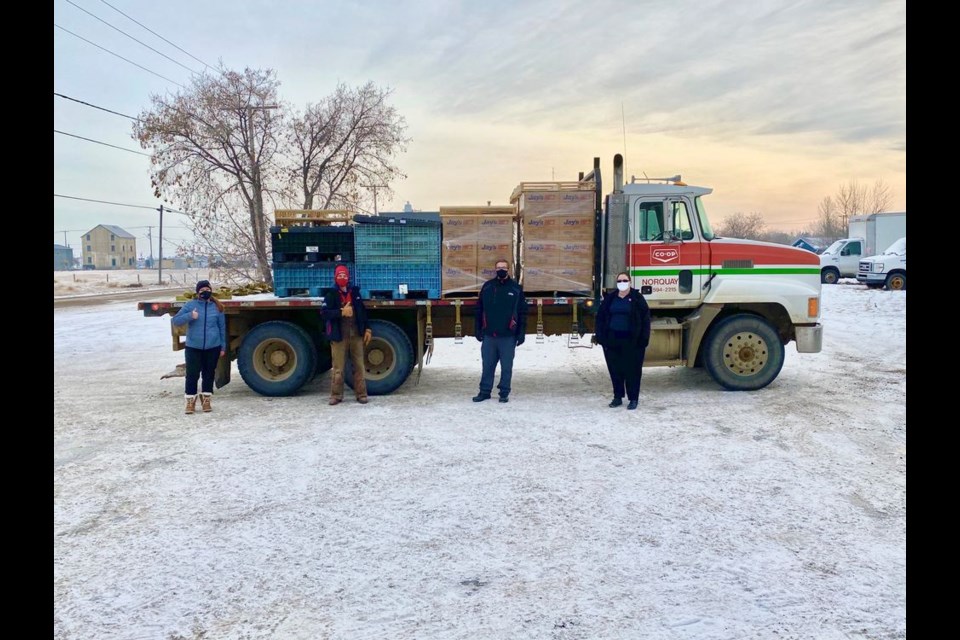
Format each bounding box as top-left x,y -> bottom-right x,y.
199,290 -> 212,300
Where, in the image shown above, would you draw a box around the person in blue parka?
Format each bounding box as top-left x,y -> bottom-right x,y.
171,279 -> 226,414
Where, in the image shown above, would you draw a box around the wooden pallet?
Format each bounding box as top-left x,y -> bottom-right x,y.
274,209 -> 354,227
509,180 -> 596,203
439,205 -> 516,217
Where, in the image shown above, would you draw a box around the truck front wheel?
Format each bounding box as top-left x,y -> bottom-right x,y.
344,319 -> 414,396
237,321 -> 317,396
703,314 -> 785,391
884,272 -> 906,291
821,268 -> 839,285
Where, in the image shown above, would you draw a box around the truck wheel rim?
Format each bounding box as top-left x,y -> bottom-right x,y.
363,339 -> 395,381
722,332 -> 768,376
888,276 -> 904,290
253,339 -> 296,381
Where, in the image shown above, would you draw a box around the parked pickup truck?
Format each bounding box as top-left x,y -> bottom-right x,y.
856,237 -> 906,290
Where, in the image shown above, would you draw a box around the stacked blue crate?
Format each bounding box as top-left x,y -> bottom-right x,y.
270,226 -> 354,262
271,226 -> 355,298
273,262 -> 353,298
352,215 -> 441,299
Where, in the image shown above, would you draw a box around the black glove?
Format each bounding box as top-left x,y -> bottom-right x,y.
516,335 -> 525,346
476,334 -> 483,343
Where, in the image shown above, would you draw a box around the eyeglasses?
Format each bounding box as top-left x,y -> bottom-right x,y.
616,279 -> 630,283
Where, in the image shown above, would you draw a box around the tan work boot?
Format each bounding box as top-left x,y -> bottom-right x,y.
200,393 -> 212,412
329,397 -> 342,405
185,394 -> 197,414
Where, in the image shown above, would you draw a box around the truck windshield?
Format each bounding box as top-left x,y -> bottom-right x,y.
883,237 -> 906,255
822,240 -> 845,255
694,197 -> 715,240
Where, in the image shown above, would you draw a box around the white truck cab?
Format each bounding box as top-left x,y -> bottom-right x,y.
819,237 -> 865,284
856,237 -> 906,290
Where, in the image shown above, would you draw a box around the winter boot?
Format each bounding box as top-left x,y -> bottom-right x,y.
200,392 -> 212,412
185,394 -> 198,415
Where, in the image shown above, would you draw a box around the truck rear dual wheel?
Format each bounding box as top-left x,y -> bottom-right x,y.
237,321 -> 317,396
703,314 -> 785,391
344,319 -> 415,396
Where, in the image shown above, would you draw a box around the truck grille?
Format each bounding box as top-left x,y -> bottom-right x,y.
858,261 -> 871,273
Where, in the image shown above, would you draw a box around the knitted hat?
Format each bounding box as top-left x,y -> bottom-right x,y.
196,279 -> 211,293
334,265 -> 349,282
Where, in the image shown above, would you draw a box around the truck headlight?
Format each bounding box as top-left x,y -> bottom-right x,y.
873,263 -> 885,273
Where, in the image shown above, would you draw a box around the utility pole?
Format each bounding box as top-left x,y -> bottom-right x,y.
158,205 -> 164,284
63,231 -> 69,247
147,226 -> 153,264
362,184 -> 388,215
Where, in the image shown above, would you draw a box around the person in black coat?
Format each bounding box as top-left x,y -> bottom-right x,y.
321,264 -> 372,405
594,271 -> 652,410
473,258 -> 527,403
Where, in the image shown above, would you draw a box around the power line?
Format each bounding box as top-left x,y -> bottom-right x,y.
98,0 -> 217,73
64,0 -> 200,75
55,129 -> 151,156
54,92 -> 140,121
54,23 -> 186,88
54,193 -> 158,210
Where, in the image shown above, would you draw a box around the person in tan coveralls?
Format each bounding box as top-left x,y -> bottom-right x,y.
322,264 -> 373,405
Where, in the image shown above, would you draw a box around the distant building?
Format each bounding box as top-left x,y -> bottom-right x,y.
156,256 -> 206,269
54,244 -> 74,271
81,225 -> 137,269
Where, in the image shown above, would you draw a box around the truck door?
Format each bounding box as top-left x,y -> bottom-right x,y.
627,197 -> 704,306
839,239 -> 862,276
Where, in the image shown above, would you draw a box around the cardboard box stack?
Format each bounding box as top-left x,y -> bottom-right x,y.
439,206 -> 517,295
512,184 -> 596,293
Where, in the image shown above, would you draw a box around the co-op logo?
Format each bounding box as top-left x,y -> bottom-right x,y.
651,247 -> 679,263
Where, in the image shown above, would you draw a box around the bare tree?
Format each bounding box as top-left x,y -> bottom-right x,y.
758,230 -> 793,245
815,196 -> 844,240
867,179 -> 892,214
286,82 -> 409,212
134,66 -> 282,284
716,212 -> 766,240
134,69 -> 409,285
820,179 -> 894,239
834,181 -> 866,231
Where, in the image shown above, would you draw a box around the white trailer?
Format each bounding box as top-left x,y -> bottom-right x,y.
848,211 -> 906,258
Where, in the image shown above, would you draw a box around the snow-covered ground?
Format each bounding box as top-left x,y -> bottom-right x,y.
54,269 -> 218,298
53,283 -> 906,640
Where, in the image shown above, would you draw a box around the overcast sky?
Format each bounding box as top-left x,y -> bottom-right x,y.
54,0 -> 905,254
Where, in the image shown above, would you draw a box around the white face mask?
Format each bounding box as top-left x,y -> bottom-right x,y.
616,282 -> 630,292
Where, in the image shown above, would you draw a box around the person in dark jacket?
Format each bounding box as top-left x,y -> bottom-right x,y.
594,271 -> 652,410
171,279 -> 226,414
322,265 -> 372,405
473,258 -> 527,403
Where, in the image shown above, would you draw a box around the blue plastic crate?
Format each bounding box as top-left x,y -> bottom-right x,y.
353,224 -> 441,265
355,262 -> 441,300
270,226 -> 354,261
272,262 -> 352,297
